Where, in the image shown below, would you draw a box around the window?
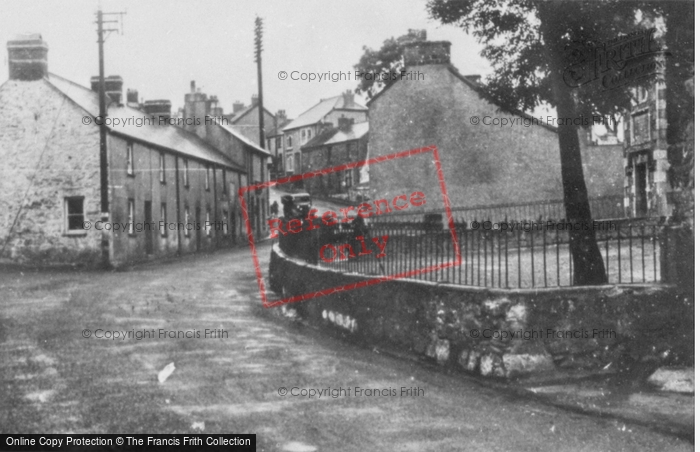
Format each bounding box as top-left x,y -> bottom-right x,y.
184,206 -> 190,237
126,143 -> 134,176
160,203 -> 167,237
301,129 -> 306,143
345,169 -> 353,188
159,153 -> 166,184
205,210 -> 211,237
183,159 -> 189,187
276,137 -> 282,149
286,154 -> 294,173
222,209 -> 229,235
222,170 -> 227,195
286,135 -> 292,148
127,199 -> 135,235
64,197 -> 85,234
205,166 -> 210,191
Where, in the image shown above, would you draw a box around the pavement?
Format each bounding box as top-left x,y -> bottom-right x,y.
0,241 -> 693,451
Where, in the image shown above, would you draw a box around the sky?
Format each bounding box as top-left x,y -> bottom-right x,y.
0,0 -> 492,119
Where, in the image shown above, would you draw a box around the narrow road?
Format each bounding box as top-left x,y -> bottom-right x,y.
0,243 -> 691,451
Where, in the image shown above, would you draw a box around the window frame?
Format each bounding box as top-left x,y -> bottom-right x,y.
64,196 -> 86,236
160,202 -> 167,237
159,152 -> 166,184
183,159 -> 190,188
126,142 -> 135,177
127,198 -> 136,236
184,206 -> 190,237
205,210 -> 212,237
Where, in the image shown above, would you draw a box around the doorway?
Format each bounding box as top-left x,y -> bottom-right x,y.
195,206 -> 202,251
634,162 -> 648,217
144,201 -> 153,255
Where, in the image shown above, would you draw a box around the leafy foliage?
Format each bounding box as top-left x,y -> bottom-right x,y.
354,31 -> 427,99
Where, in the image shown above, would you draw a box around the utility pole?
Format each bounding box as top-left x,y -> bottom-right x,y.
254,16 -> 265,149
96,6 -> 125,268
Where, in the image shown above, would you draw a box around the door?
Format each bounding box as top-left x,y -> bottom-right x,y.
195,207 -> 202,251
144,201 -> 153,255
634,162 -> 648,217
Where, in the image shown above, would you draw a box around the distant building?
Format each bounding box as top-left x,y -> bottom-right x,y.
622,81 -> 672,218
0,35 -> 247,266
283,91 -> 368,176
223,95 -> 276,146
266,110 -> 291,179
301,119 -> 369,200
367,39 -> 623,212
181,82 -> 272,240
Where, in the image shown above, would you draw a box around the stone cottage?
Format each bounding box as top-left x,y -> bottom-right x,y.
367,39 -> 624,216
0,34 -> 251,266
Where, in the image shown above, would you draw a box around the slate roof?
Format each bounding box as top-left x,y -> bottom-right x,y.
227,102 -> 274,124
45,73 -> 247,170
219,124 -> 271,156
283,94 -> 367,131
301,122 -> 369,150
366,65 -> 557,133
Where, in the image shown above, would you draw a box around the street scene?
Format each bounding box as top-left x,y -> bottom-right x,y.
0,245 -> 693,450
0,0 -> 694,451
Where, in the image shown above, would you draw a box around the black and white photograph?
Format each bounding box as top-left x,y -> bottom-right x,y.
0,1 -> 695,450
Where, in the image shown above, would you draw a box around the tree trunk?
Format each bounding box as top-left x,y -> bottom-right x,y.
540,5 -> 608,285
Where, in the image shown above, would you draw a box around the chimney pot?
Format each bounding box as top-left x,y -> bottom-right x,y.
7,33 -> 49,81
190,80 -> 195,93
143,99 -> 172,123
342,90 -> 355,108
90,75 -> 123,105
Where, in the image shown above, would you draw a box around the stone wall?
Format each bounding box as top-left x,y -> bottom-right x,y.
269,244 -> 692,378
367,64 -> 624,209
0,79 -> 103,265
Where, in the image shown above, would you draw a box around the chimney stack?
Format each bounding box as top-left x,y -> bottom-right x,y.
209,95 -> 223,116
276,109 -> 287,123
251,94 -> 259,106
7,34 -> 48,80
143,100 -> 172,123
90,75 -> 124,105
183,80 -> 210,139
126,89 -> 140,109
342,90 -> 355,108
233,101 -> 245,114
403,41 -> 451,67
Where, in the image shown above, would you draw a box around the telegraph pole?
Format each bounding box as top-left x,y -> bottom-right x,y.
254,16 -> 265,149
96,6 -> 125,268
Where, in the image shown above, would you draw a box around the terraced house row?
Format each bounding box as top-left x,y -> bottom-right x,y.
0,34 -> 270,267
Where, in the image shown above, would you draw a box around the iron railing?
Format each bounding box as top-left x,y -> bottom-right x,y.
298,217 -> 665,288
370,195 -> 625,224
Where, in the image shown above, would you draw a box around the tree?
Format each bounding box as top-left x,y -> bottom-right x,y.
426,0 -> 693,285
354,30 -> 427,99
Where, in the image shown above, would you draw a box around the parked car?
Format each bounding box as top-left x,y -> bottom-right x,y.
281,192 -> 312,217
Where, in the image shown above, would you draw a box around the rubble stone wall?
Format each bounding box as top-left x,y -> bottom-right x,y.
270,244 -> 692,378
